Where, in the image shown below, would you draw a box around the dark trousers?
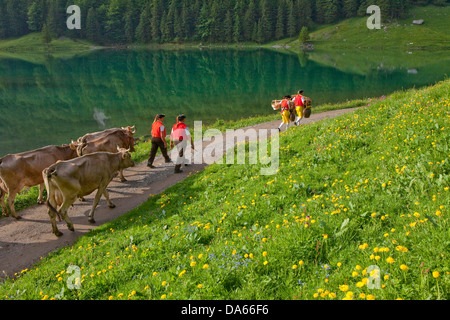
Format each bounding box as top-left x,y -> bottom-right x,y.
173,140 -> 185,172
148,137 -> 170,165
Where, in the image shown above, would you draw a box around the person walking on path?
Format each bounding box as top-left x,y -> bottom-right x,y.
293,90 -> 306,126
278,95 -> 292,132
170,114 -> 194,174
147,114 -> 172,168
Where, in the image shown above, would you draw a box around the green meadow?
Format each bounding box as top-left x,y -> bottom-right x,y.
270,5 -> 450,51
0,78 -> 448,300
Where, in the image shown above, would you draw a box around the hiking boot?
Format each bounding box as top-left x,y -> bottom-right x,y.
174,169 -> 183,174
165,159 -> 173,163
147,163 -> 156,168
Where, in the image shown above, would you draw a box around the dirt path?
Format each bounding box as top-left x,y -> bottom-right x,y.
0,107 -> 359,279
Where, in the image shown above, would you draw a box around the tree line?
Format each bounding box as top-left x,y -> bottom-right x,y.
0,0 -> 448,45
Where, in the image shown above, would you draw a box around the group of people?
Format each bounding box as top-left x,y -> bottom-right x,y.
278,90 -> 307,132
147,114 -> 194,174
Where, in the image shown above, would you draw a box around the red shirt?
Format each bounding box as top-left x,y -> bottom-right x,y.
295,94 -> 304,107
281,99 -> 289,114
172,123 -> 188,141
151,120 -> 166,138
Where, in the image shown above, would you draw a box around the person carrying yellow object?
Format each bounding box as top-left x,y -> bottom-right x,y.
293,90 -> 306,126
278,95 -> 292,132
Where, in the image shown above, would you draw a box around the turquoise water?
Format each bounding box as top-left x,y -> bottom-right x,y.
0,48 -> 448,156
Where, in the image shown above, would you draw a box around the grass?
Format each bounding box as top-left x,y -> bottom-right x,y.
0,32 -> 96,55
285,5 -> 450,51
0,79 -> 448,300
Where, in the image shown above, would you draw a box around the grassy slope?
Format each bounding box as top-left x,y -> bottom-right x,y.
272,5 -> 450,51
0,79 -> 448,300
0,32 -> 96,58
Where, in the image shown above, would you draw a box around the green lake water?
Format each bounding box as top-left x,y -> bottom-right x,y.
0,48 -> 449,156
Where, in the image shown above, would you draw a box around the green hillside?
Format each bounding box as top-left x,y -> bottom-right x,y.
269,5 -> 450,51
0,79 -> 449,300
0,32 -> 95,54
311,5 -> 450,50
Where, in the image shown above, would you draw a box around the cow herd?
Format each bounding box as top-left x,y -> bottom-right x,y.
0,126 -> 137,236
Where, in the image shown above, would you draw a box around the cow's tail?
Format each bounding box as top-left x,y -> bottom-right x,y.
46,199 -> 62,222
43,167 -> 62,222
46,167 -> 58,179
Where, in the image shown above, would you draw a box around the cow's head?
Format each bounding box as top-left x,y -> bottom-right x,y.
122,125 -> 136,135
117,147 -> 135,169
75,141 -> 87,157
68,141 -> 82,158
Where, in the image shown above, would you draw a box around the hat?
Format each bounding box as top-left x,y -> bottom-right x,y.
177,114 -> 186,121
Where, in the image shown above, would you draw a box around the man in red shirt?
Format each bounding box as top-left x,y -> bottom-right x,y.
147,114 -> 172,168
170,114 -> 194,174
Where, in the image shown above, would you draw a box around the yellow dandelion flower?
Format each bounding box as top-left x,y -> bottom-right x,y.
433,271 -> 440,278
339,285 -> 349,292
400,264 -> 409,271
197,284 -> 203,289
386,257 -> 395,264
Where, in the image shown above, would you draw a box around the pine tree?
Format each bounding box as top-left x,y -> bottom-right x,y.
151,0 -> 163,43
197,2 -> 212,42
0,2 -> 8,38
275,2 -> 286,40
41,22 -> 51,49
342,0 -> 361,18
45,0 -> 64,38
106,0 -> 126,43
6,0 -> 29,37
233,12 -> 244,43
243,0 -> 258,41
86,7 -> 101,44
299,25 -> 310,44
124,1 -> 140,44
135,3 -> 152,43
223,10 -> 234,43
27,0 -> 44,32
287,0 -> 297,37
298,0 -> 313,28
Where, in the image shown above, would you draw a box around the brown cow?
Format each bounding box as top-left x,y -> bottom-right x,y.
76,130 -> 136,182
77,126 -> 136,144
43,148 -> 135,236
0,143 -> 79,219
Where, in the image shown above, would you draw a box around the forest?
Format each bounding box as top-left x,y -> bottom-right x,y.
0,0 -> 448,45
